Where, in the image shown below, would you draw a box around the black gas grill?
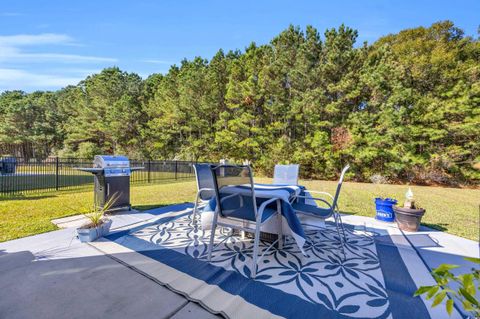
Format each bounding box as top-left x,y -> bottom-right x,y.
76,155 -> 143,211
0,157 -> 17,175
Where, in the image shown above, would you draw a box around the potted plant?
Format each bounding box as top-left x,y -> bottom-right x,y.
393,188 -> 426,232
76,195 -> 117,243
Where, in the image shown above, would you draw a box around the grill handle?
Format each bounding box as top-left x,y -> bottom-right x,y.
107,183 -> 110,196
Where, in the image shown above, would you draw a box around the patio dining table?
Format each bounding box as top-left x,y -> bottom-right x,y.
200,183 -> 316,254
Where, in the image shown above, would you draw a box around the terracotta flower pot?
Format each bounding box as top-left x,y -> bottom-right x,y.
393,206 -> 426,232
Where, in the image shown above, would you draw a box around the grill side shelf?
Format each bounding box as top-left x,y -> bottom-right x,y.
74,167 -> 103,174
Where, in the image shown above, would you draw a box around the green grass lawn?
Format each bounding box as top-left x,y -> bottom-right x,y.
0,178 -> 478,242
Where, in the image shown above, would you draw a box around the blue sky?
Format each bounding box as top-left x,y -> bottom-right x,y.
1,0 -> 478,92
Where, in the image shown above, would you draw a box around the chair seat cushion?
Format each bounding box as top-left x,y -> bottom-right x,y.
292,202 -> 332,218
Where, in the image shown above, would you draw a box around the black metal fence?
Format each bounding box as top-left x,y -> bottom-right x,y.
0,157 -> 197,196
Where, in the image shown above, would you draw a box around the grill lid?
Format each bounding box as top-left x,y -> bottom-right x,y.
75,155 -> 143,176
94,155 -> 129,168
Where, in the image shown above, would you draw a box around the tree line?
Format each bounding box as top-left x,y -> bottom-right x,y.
0,21 -> 478,185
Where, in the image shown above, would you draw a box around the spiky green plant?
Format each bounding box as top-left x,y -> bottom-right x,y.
67,193 -> 119,230
84,194 -> 118,228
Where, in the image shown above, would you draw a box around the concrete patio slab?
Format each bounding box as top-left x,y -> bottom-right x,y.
0,203 -> 477,319
51,214 -> 90,228
342,214 -> 479,273
341,214 -> 479,318
0,203 -> 219,319
51,203 -> 194,230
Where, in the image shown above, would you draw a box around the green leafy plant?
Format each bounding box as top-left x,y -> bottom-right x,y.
84,194 -> 118,228
414,257 -> 480,317
378,194 -> 396,201
68,193 -> 119,229
411,200 -> 422,209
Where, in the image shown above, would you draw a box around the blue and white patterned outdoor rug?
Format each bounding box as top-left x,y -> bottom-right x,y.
92,207 -> 460,319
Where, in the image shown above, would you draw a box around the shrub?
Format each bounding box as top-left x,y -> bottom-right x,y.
370,174 -> 389,184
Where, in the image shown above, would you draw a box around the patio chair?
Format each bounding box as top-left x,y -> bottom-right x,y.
291,165 -> 350,256
273,164 -> 300,185
207,165 -> 282,279
192,164 -> 216,223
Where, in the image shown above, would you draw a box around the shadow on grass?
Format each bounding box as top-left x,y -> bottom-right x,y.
133,202 -> 193,212
421,222 -> 449,232
339,210 -> 359,215
0,194 -> 57,201
132,204 -> 170,211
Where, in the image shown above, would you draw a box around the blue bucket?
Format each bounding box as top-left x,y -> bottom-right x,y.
374,198 -> 398,222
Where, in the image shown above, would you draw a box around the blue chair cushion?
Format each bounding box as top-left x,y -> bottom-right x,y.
194,164 -> 216,201
292,202 -> 332,218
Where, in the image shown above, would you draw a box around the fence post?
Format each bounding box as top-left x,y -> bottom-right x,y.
147,160 -> 151,183
220,159 -> 227,177
175,161 -> 178,180
55,157 -> 59,191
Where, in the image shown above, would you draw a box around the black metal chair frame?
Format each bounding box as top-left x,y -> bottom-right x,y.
207,164 -> 283,279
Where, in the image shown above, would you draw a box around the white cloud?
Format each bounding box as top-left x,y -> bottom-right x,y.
0,68 -> 83,91
0,33 -> 117,64
0,33 -> 73,46
0,51 -> 117,63
0,33 -> 117,91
